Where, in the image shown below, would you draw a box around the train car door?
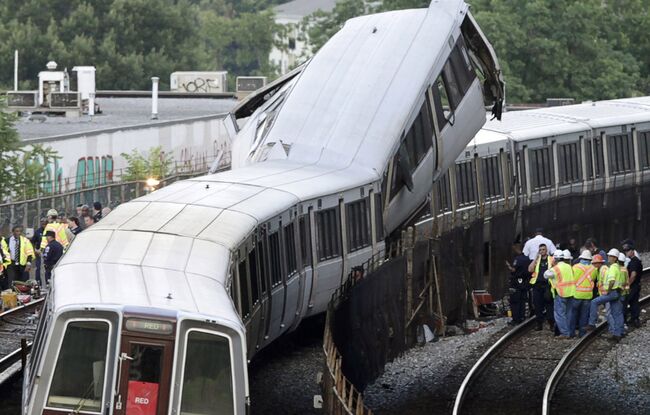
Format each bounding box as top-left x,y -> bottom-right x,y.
114,319 -> 175,415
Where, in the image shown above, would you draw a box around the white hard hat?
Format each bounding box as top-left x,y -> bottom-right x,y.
544,270 -> 555,279
579,250 -> 592,260
607,248 -> 620,258
47,208 -> 58,217
553,250 -> 563,258
618,253 -> 626,262
562,249 -> 572,260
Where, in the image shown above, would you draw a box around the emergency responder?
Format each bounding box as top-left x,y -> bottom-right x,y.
3,225 -> 35,286
506,243 -> 532,325
618,252 -> 629,327
40,209 -> 69,251
544,249 -> 575,338
623,242 -> 643,327
0,237 -> 10,290
42,230 -> 63,285
586,249 -> 624,340
528,244 -> 556,331
570,250 -> 598,337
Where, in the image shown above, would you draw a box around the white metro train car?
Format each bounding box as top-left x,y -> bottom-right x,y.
428,96 -> 650,227
23,2 -> 504,414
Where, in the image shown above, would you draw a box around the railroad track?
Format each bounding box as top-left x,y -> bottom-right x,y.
0,298 -> 44,386
453,267 -> 650,415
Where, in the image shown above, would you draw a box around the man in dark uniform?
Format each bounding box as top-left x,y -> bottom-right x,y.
623,240 -> 643,328
43,230 -> 64,285
506,243 -> 532,325
528,243 -> 556,331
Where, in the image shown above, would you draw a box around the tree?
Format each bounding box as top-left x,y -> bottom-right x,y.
0,98 -> 59,201
121,146 -> 173,181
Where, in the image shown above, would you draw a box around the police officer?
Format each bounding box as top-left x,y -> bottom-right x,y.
42,230 -> 64,285
544,250 -> 575,338
623,241 -> 643,327
506,243 -> 531,325
528,244 -> 556,331
40,209 -> 69,251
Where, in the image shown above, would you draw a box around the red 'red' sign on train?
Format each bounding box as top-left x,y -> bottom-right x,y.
126,381 -> 159,415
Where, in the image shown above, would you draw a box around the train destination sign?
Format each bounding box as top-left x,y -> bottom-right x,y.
125,318 -> 173,335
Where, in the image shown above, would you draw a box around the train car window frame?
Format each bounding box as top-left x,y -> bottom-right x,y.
257,235 -> 269,296
374,193 -> 385,241
592,136 -> 605,178
481,155 -> 503,199
455,160 -> 477,206
298,215 -> 312,267
435,171 -> 452,213
248,248 -> 260,306
346,198 -> 371,252
584,139 -> 594,179
177,329 -> 236,415
639,131 -> 650,170
448,38 -> 477,98
558,142 -> 582,184
530,147 -> 553,190
238,258 -> 251,317
45,319 -> 112,414
608,133 -> 633,175
316,207 -> 341,261
268,231 -> 282,287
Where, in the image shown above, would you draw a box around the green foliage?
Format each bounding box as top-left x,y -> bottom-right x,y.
121,146 -> 174,181
302,0 -> 649,103
0,0 -> 281,90
0,98 -> 59,201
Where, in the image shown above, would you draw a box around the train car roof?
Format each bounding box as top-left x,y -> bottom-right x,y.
237,0 -> 471,174
472,96 -> 650,146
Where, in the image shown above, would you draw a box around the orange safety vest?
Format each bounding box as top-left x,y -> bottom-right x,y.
530,256 -> 555,285
573,263 -> 596,300
550,262 -> 575,298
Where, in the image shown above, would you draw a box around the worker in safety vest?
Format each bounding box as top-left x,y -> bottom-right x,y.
3,225 -> 35,287
586,249 -> 624,340
40,209 -> 69,251
569,250 -> 598,337
527,243 -> 556,331
0,238 -> 11,290
617,252 -> 629,327
544,249 -> 575,338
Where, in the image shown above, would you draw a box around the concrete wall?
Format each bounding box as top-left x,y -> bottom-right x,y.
25,114 -> 233,193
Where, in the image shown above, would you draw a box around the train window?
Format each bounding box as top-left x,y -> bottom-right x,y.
374,193 -> 384,241
299,215 -> 312,266
47,320 -> 109,413
257,240 -> 268,294
584,140 -> 594,179
435,171 -> 452,213
248,249 -> 259,305
284,223 -> 297,275
238,260 -> 250,317
389,143 -> 413,199
455,160 -> 477,206
269,231 -> 282,287
346,198 -> 370,252
593,137 -> 605,178
316,207 -> 341,261
530,147 -> 553,189
404,99 -> 434,168
180,330 -> 234,414
432,76 -> 450,130
639,131 -> 650,169
449,39 -> 477,97
608,133 -> 633,175
481,156 -> 502,199
558,143 -> 581,184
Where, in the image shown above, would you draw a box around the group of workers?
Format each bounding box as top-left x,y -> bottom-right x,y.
508,229 -> 643,341
0,202 -> 107,290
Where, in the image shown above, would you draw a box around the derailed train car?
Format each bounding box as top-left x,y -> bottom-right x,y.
23,2 -> 503,414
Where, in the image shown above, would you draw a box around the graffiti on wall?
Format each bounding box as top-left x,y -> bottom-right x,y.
42,158 -> 64,194
75,156 -> 114,189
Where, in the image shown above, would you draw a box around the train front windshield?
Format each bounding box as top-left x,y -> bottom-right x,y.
179,330 -> 234,414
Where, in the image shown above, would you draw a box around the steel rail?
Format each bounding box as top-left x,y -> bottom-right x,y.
542,267 -> 650,415
452,315 -> 537,415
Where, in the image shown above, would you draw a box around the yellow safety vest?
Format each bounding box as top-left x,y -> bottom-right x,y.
618,265 -> 629,294
597,265 -> 609,295
550,262 -> 575,298
0,239 -> 10,270
530,256 -> 555,285
573,263 -> 597,300
40,222 -> 69,250
607,263 -> 622,290
5,235 -> 35,266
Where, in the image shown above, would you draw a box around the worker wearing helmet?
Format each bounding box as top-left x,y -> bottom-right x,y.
544,249 -> 575,338
527,243 -> 556,331
570,250 -> 598,337
40,209 -> 69,251
586,249 -> 624,340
